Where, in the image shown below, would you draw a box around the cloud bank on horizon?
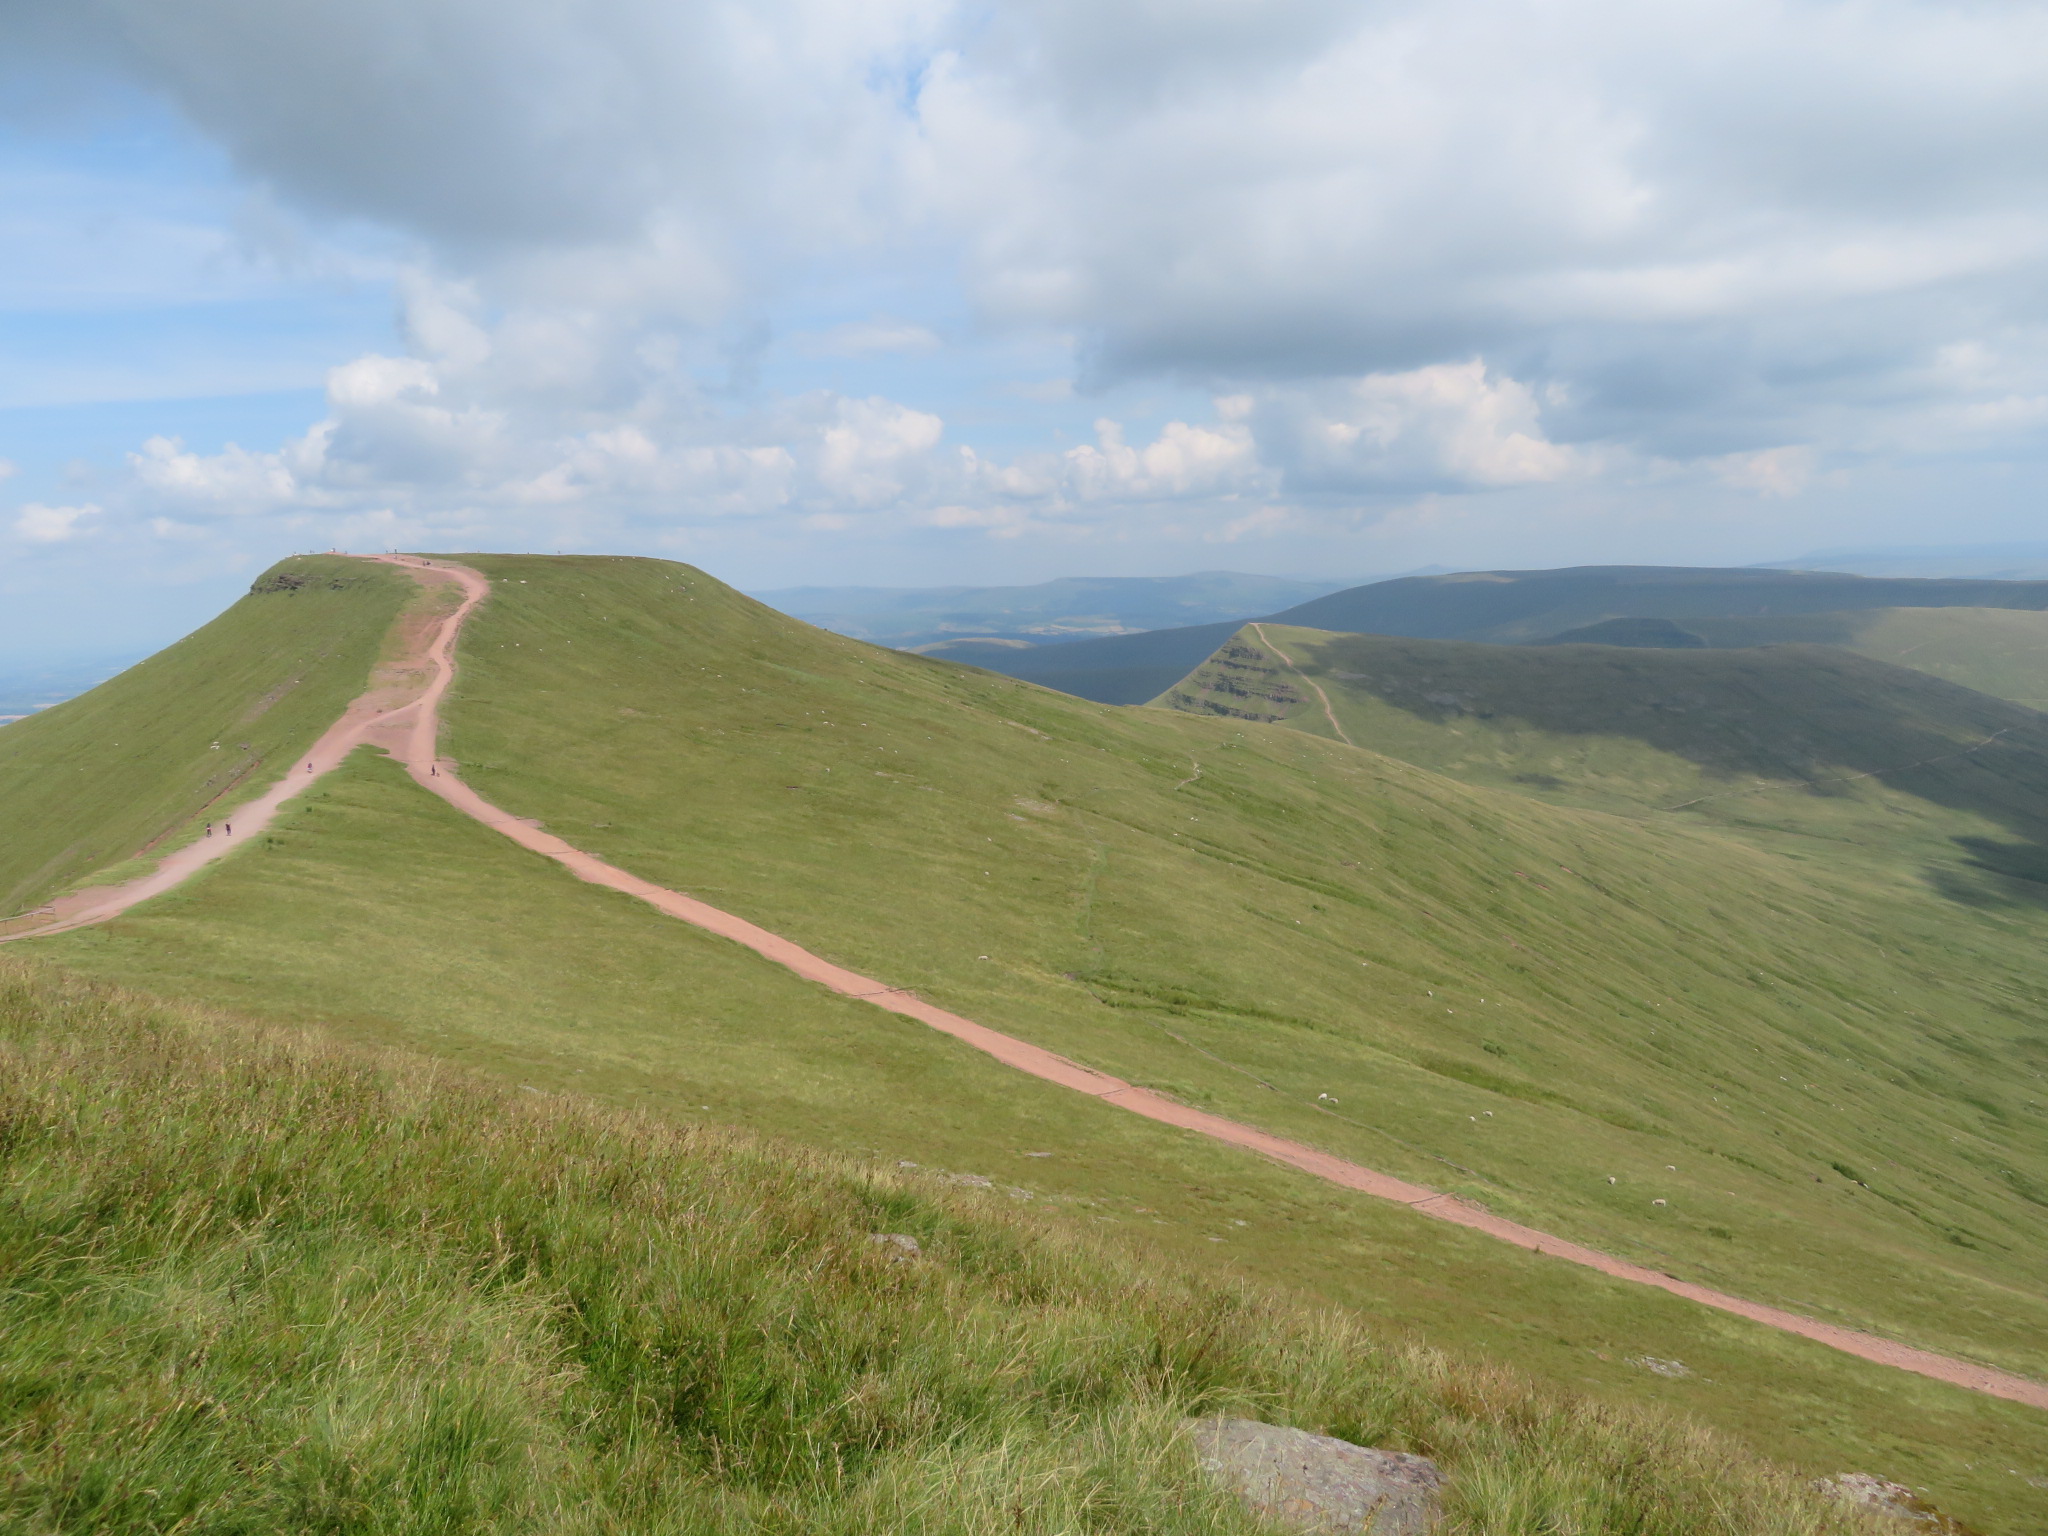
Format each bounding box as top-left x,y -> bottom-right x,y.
4,0 -> 2048,619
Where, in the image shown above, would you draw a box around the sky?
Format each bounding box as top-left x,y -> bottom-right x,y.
4,0 -> 2048,661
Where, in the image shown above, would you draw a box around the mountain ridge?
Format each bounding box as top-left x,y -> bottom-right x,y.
961,564 -> 2048,703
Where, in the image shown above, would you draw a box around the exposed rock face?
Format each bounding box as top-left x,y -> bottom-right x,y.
1185,1417 -> 1443,1535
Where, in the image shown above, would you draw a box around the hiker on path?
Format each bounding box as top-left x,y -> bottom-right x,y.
224,823 -> 232,836
205,822 -> 212,837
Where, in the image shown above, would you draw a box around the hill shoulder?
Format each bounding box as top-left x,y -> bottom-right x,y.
0,555 -> 413,916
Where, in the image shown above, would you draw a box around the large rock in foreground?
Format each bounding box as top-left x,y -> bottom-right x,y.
1186,1417 -> 1443,1535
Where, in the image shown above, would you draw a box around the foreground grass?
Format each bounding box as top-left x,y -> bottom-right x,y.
0,958 -> 1889,1535
0,555 -> 413,916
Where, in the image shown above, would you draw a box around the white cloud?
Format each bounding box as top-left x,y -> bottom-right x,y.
1060,415 -> 1264,501
817,397 -> 945,504
1712,445 -> 1814,498
14,502 -> 101,542
1250,363 -> 1579,495
131,436 -> 304,516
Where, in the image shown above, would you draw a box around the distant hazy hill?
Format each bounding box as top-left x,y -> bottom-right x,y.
1763,543 -> 2048,579
965,564 -> 2048,702
751,570 -> 1370,648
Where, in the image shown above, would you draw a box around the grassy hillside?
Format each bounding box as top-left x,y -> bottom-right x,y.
1687,607 -> 2048,710
186,556 -> 2048,1357
1278,566 -> 2048,644
1159,623 -> 2048,901
0,555 -> 412,916
0,960 -> 1889,1535
18,554 -> 2048,1524
36,745 -> 2048,1528
963,565 -> 2048,704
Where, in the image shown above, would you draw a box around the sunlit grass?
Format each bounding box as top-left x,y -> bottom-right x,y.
0,961 -> 1885,1535
0,555 -> 412,915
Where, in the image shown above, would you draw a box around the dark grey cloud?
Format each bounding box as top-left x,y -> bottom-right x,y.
5,0 -> 936,263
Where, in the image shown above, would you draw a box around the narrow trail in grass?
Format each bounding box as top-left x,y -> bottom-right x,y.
1249,623 -> 1355,746
17,554 -> 2048,1413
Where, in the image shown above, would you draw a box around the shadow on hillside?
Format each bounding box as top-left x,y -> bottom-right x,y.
1931,837 -> 2048,912
1290,632 -> 2048,912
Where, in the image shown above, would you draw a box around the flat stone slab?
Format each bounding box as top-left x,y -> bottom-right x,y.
1186,1417 -> 1443,1535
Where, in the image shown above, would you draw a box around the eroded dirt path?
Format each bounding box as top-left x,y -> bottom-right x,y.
13,554 -> 2047,1412
0,562 -> 476,944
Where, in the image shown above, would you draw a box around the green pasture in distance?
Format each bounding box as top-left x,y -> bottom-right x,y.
1686,605 -> 2048,711
0,555 -> 412,916
962,562 -> 2048,703
31,752 -> 2046,1530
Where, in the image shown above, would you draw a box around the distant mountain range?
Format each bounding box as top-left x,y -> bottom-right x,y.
749,570 -> 1421,648
1764,543 -> 2048,579
939,564 -> 2048,703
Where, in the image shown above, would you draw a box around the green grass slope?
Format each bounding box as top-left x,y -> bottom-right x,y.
38,748 -> 2048,1527
16,554 -> 2048,1524
0,962 -> 1886,1535
1686,607 -> 2048,710
1160,623 -> 2048,902
0,555 -> 412,916
962,564 -> 2048,704
424,561 -> 2048,1366
1277,565 -> 2048,644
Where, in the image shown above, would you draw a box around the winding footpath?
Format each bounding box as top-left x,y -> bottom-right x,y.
8,555 -> 2046,1413
1249,623 -> 1356,747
